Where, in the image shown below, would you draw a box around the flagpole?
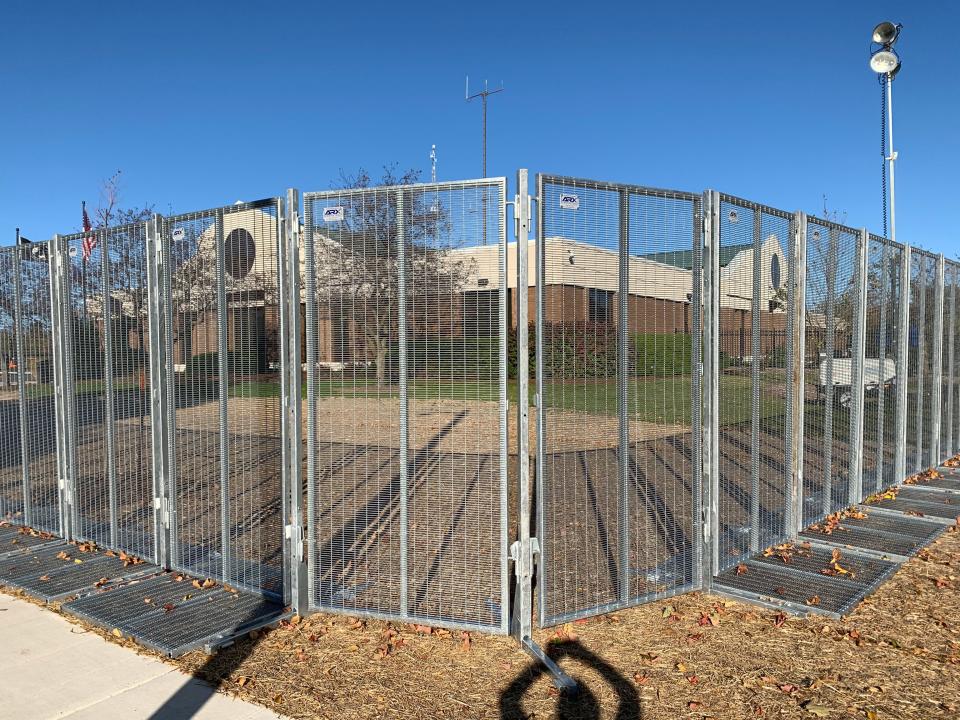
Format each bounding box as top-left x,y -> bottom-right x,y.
81,201 -> 88,319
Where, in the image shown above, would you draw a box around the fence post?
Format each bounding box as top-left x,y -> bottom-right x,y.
49,234 -> 76,539
930,255 -> 945,467
213,210 -> 232,581
145,215 -> 172,568
700,190 -> 720,582
820,227 -> 838,520
513,168 -> 575,692
301,198 -> 318,610
281,189 -> 308,614
99,228 -> 119,548
786,212 -> 806,534
12,236 -> 32,527
749,209 -> 762,551
894,244 -> 911,484
617,188 -> 631,600
848,230 -> 869,504
395,189 -> 409,618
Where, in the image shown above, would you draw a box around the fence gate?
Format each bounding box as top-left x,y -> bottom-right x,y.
535,174 -> 702,626
301,179 -> 509,633
156,199 -> 287,598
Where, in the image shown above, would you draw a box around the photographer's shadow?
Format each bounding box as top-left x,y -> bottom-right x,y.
499,640 -> 642,720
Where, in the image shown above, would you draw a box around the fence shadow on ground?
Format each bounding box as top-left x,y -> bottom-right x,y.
145,607 -> 270,720
498,640 -> 642,720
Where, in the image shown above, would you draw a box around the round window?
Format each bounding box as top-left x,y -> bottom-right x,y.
770,253 -> 781,290
224,228 -> 255,279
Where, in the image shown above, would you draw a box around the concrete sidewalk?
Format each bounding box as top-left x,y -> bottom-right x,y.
0,592 -> 286,720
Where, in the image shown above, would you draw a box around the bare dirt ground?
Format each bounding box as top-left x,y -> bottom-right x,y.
166,397 -> 686,453
2,521 -> 955,720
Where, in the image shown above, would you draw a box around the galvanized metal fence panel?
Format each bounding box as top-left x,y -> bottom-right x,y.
941,262 -> 957,461
302,179 -> 509,633
1,241 -> 62,534
159,199 -> 286,597
713,195 -> 794,569
862,236 -> 904,495
951,261 -> 960,459
0,248 -> 24,523
535,175 -> 701,627
801,217 -> 859,525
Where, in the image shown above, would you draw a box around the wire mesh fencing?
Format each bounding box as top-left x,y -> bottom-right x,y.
2,170 -> 958,646
0,242 -> 60,535
159,200 -> 286,597
534,175 -> 701,627
713,195 -> 794,570
862,236 -> 903,494
302,179 -> 509,633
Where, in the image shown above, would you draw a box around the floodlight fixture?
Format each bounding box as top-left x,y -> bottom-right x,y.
872,21 -> 900,46
869,48 -> 901,75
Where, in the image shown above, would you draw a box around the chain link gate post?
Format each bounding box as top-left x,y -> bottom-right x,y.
701,190 -> 720,583
786,212 -> 807,535
930,255 -> 945,468
145,215 -> 173,568
894,244 -> 912,484
280,189 -> 308,614
512,169 -> 575,692
848,230 -> 869,504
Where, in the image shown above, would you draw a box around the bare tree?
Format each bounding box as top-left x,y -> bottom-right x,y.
310,165 -> 474,384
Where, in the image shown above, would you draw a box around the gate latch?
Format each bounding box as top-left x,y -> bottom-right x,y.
509,537 -> 541,579
285,524 -> 306,561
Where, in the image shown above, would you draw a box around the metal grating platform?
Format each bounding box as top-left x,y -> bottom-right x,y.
715,510 -> 945,618
0,542 -> 157,603
866,486 -> 960,523
714,544 -> 898,618
63,573 -> 286,657
0,524 -> 61,558
801,512 -> 945,559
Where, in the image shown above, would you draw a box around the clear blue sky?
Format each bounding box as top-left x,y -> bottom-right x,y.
1,1 -> 956,255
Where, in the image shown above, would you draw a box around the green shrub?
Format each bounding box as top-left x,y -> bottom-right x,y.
186,351 -> 260,376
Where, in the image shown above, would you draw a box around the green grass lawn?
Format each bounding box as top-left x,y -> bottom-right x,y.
229,374 -> 785,427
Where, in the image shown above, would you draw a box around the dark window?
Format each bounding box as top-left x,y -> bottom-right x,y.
770,253 -> 781,290
589,288 -> 614,323
224,228 -> 256,279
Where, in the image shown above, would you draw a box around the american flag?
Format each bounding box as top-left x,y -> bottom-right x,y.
81,201 -> 96,261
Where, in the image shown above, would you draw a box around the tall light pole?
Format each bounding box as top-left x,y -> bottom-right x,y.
870,21 -> 902,243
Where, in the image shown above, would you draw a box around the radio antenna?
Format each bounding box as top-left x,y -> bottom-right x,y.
466,76 -> 505,178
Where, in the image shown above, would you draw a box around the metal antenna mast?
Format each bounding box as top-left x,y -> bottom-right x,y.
466,77 -> 504,178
